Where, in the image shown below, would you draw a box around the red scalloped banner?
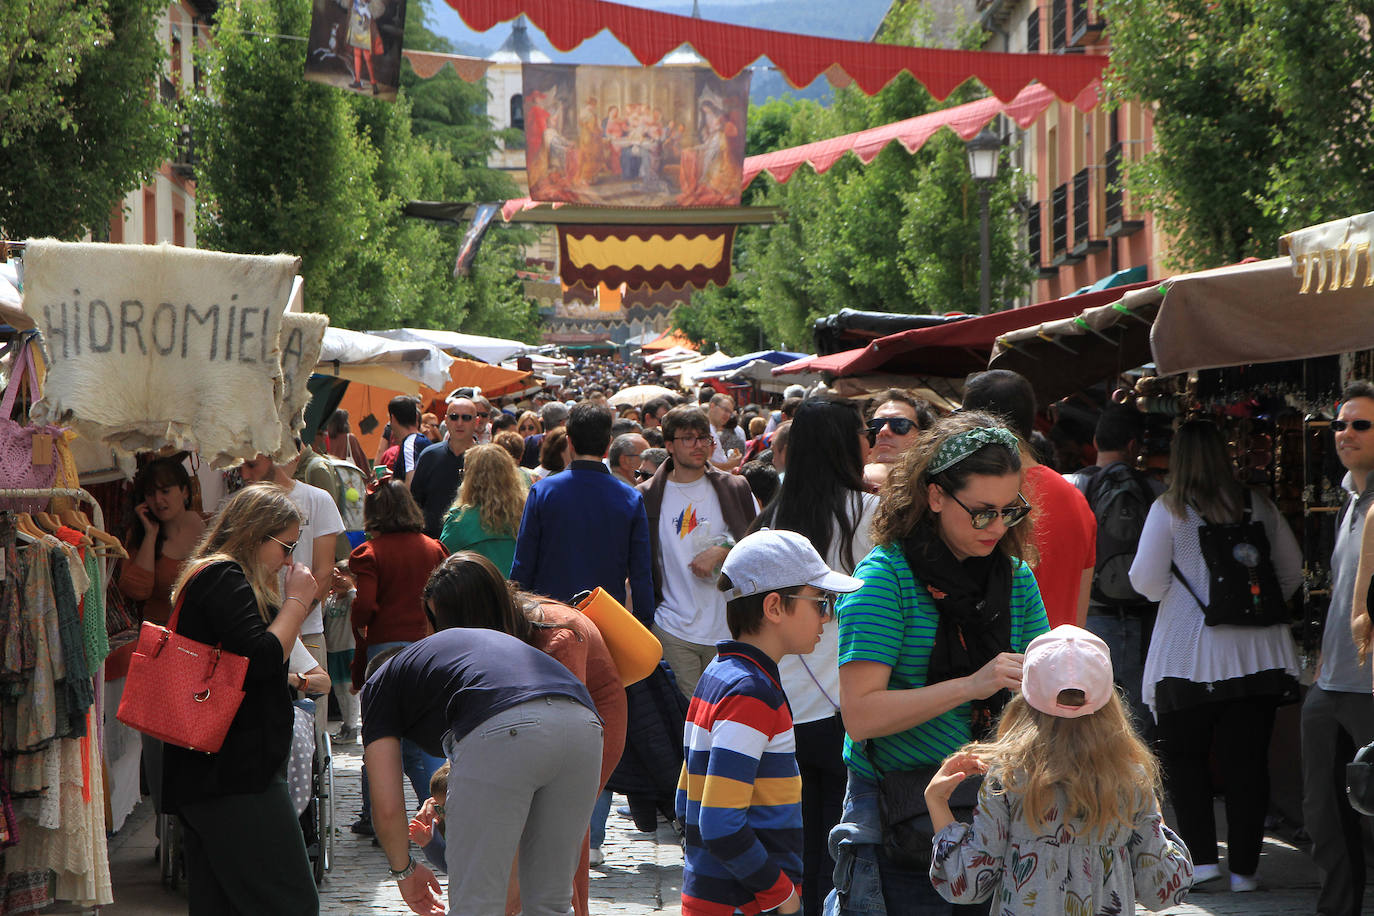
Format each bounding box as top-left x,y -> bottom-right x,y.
557,224 -> 735,290
446,0 -> 1108,102
743,81 -> 1096,185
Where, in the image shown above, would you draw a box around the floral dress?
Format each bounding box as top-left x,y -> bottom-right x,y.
930,779 -> 1193,915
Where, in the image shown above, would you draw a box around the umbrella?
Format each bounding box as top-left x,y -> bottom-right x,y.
607,384 -> 677,408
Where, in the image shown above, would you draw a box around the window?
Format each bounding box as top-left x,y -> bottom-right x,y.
1051,0 -> 1067,50
1026,8 -> 1040,52
143,187 -> 157,245
510,93 -> 524,130
1028,202 -> 1044,266
1051,183 -> 1069,255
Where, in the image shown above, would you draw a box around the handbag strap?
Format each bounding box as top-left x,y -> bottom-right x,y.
0,340 -> 31,420
165,566 -> 204,633
1170,562 -> 1205,609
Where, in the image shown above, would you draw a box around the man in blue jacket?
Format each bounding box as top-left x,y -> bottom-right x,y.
511,401 -> 656,625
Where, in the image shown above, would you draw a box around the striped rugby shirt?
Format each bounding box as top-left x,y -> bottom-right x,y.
677,640 -> 802,915
837,543 -> 1049,780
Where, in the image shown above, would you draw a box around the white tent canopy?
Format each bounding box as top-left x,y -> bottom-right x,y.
315,327 -> 454,393
372,327 -> 536,365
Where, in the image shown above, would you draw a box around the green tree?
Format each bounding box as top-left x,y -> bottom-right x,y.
0,0 -> 174,239
1104,0 -> 1374,268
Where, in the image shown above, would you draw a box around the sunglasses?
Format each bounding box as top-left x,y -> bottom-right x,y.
634,468 -> 654,480
447,413 -> 481,422
1332,419 -> 1374,432
868,417 -> 918,437
940,487 -> 1032,530
267,534 -> 299,554
788,593 -> 836,620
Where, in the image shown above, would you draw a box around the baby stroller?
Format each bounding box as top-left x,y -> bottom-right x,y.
158,698 -> 335,887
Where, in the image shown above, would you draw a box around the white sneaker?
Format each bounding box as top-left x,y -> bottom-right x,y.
589,847 -> 604,867
1192,864 -> 1223,885
1229,872 -> 1260,892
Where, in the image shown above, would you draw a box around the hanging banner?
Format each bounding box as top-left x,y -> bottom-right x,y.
557,224 -> 735,290
523,63 -> 750,208
304,0 -> 409,101
454,202 -> 500,277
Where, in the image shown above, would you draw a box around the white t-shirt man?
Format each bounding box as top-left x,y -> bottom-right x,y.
282,480 -> 345,636
653,476 -> 730,646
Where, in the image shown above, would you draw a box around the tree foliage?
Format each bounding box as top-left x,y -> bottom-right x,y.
1103,0 -> 1374,269
193,0 -> 539,339
673,11 -> 1031,354
0,0 -> 174,239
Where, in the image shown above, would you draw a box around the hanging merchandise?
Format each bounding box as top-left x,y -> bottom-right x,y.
0,339 -> 65,512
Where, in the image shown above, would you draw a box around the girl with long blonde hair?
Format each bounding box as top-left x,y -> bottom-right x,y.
925,626 -> 1192,913
160,483 -> 321,913
440,443 -> 528,575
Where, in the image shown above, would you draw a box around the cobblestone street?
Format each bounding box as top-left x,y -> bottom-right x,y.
98,738 -> 1367,916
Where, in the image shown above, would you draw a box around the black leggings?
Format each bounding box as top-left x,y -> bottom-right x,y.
794,715 -> 847,916
1153,695 -> 1279,876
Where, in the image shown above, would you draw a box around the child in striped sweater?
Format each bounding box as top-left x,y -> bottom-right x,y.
677,529 -> 863,916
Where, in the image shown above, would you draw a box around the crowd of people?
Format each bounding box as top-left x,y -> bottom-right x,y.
115,352 -> 1374,916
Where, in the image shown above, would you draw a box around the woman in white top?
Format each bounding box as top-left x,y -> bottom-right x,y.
1128,419 -> 1302,893
750,396 -> 878,916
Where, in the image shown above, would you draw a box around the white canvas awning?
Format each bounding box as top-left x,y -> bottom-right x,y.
372,327 -> 535,365
316,327 -> 454,393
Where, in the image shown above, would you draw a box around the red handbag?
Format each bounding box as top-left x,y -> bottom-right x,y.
116,570 -> 250,753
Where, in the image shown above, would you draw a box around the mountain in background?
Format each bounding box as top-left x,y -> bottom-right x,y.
424,0 -> 895,104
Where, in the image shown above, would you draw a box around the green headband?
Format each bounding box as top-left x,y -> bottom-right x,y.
929,427 -> 1020,475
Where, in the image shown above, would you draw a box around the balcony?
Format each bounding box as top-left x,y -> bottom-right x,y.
1049,183 -> 1082,267
1070,168 -> 1108,258
1027,202 -> 1057,279
1103,144 -> 1144,238
1070,0 -> 1105,46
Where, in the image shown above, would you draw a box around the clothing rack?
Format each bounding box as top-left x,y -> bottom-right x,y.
0,487 -> 104,532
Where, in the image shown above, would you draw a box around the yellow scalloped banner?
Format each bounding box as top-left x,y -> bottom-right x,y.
563,233 -> 726,271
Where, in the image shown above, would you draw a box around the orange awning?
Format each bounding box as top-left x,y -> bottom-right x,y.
640,328 -> 698,353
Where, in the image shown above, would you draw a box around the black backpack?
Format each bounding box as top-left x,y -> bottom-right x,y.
1083,462 -> 1155,608
1170,491 -> 1290,628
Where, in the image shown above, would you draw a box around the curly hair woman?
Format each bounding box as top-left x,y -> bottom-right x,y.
439,443 -> 528,575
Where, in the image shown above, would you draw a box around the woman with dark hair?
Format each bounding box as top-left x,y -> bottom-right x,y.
161,484 -> 318,913
1128,419 -> 1301,892
421,552 -> 626,916
325,408 -> 375,483
119,458 -> 206,626
749,396 -> 878,916
831,412 -> 1050,915
348,481 -> 449,835
532,427 -> 571,481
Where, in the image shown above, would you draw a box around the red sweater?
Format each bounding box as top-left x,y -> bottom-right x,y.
348,532 -> 449,647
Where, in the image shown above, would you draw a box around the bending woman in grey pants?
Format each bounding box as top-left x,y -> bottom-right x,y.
362,627 -> 603,916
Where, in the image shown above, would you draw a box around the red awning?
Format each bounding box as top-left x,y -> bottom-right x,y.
744,82 -> 1088,186
817,281 -> 1159,379
448,0 -> 1107,102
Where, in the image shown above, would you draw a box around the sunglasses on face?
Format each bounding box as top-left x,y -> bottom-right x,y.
940,486 -> 1033,530
447,413 -> 480,422
868,416 -> 918,438
267,534 -> 299,554
788,593 -> 836,620
634,468 -> 654,480
1332,419 -> 1374,432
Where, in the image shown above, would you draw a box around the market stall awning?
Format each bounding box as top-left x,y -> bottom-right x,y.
641,328 -> 698,354
812,309 -> 967,355
314,326 -> 456,394
813,280 -> 1160,379
988,283 -> 1165,404
772,348 -> 868,377
448,0 -> 1107,101
370,327 -> 535,364
742,82 -> 1082,187
1150,256 -> 1374,376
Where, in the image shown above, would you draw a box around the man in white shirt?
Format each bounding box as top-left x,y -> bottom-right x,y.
240,450 -> 345,736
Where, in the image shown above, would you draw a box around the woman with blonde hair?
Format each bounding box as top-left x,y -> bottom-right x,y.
517,410 -> 542,438
440,443 -> 528,575
830,411 -> 1050,915
160,484 -> 319,914
1128,418 -> 1301,892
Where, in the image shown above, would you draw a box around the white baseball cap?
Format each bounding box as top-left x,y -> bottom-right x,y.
720,529 -> 864,600
1021,625 -> 1115,719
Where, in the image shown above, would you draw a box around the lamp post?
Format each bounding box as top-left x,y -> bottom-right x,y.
966,128 -> 1001,314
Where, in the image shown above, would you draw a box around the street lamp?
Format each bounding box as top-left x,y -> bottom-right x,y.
965,128 -> 1001,313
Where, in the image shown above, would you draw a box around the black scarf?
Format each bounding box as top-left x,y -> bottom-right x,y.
901,521 -> 1014,739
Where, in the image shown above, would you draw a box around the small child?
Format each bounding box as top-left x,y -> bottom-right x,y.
322,562 -> 359,743
408,762 -> 449,873
925,625 -> 1194,914
677,529 -> 863,916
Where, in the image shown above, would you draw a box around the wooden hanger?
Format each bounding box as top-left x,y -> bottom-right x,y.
55,509 -> 95,548
87,527 -> 129,558
32,512 -> 61,535
14,513 -> 46,541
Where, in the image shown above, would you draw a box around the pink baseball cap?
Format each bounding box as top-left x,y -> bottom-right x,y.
1021,625 -> 1114,718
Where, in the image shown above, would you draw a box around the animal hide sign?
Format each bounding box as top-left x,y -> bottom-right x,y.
21,241 -> 301,468
277,308 -> 329,456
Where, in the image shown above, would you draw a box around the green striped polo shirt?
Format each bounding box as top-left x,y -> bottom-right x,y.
837,542 -> 1049,780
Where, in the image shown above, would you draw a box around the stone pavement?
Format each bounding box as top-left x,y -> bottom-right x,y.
97,738 -> 1368,915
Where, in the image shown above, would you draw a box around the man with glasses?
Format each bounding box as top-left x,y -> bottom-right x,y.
609,432 -> 649,489
239,447 -> 345,737
861,389 -> 935,491
1304,382 -> 1374,916
409,396 -> 480,538
639,405 -> 759,697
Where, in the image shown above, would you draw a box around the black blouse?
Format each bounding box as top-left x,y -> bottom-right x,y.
161,561 -> 293,812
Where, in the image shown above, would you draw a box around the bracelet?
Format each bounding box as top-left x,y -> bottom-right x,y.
389,855 -> 417,880
283,595 -> 309,611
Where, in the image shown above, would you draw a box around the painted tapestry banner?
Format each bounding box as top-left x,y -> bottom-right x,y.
304,0 -> 409,101
523,63 -> 750,208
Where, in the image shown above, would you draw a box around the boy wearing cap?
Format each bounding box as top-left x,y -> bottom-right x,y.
677,529 -> 864,916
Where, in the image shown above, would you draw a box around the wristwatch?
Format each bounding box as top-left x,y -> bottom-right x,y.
389,855 -> 417,881
295,673 -> 308,693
